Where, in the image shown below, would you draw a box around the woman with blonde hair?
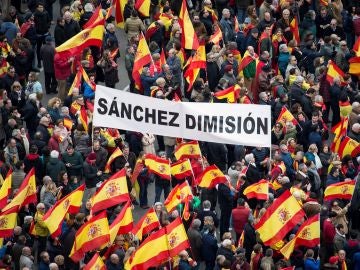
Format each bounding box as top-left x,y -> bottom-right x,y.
69,0 -> 84,21
43,182 -> 60,211
47,97 -> 62,123
55,119 -> 72,152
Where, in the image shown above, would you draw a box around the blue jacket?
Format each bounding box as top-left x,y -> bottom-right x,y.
278,52 -> 290,77
83,82 -> 95,100
0,22 -> 18,44
304,258 -> 320,270
140,74 -> 158,96
326,174 -> 340,187
280,152 -> 295,177
354,252 -> 360,270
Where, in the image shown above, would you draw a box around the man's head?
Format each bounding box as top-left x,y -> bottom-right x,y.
40,251 -> 50,263
222,9 -> 230,19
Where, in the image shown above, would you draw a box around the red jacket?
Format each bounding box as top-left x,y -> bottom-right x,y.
231,206 -> 250,234
323,219 -> 336,244
54,53 -> 71,80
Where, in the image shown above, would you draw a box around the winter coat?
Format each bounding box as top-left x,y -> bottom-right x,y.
24,153 -> 44,181
54,53 -> 72,80
46,157 -> 66,184
83,161 -> 98,188
141,133 -> 156,154
22,100 -> 39,133
124,16 -> 145,39
64,20 -> 80,40
61,151 -> 83,177
54,24 -> 66,46
40,43 -> 55,73
34,10 -> 51,35
201,232 -> 218,264
12,169 -> 26,189
43,191 -> 56,211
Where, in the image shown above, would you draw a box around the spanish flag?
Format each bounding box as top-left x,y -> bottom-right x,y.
203,6 -> 218,22
131,207 -> 160,241
0,207 -> 18,237
125,227 -> 169,270
70,211 -> 110,262
337,136 -> 360,158
239,50 -> 258,72
196,165 -> 227,188
165,217 -> 190,257
135,0 -> 150,17
3,168 -> 37,212
63,117 -> 73,131
209,26 -> 223,45
289,17 -> 300,44
105,6 -> 114,20
81,66 -> 96,92
234,16 -> 240,32
326,60 -> 346,86
276,106 -> 299,126
164,181 -> 193,213
177,48 -> 186,68
83,253 -> 106,270
255,190 -> 305,246
174,140 -> 201,160
79,107 -> 88,132
160,48 -> 166,67
104,147 -> 124,173
319,0 -> 329,6
184,44 -> 206,91
349,56 -> 360,75
243,179 -> 270,200
331,117 -> 348,139
0,170 -> 12,209
91,169 -> 130,214
170,159 -> 193,180
107,201 -> 133,246
214,85 -> 240,103
159,13 -> 173,30
179,0 -> 199,50
56,24 -> 104,57
114,0 -> 126,28
133,33 -> 152,91
83,5 -> 104,29
280,215 -> 320,259
339,100 -> 352,117
144,154 -> 171,180
68,68 -> 82,96
354,37 -> 360,56
324,180 -> 355,201
43,185 -> 85,238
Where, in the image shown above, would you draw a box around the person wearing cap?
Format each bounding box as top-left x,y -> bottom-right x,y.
82,151 -> 101,203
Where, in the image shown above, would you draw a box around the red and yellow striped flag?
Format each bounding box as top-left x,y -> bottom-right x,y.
170,159 -> 193,180
133,33 -> 152,91
280,215 -> 320,259
159,13 -> 173,30
324,180 -> 355,201
179,0 -> 199,50
319,0 -> 329,6
0,170 -> 12,209
204,6 -> 218,22
135,0 -> 150,17
70,211 -> 110,262
83,5 -> 104,29
209,26 -> 223,45
108,201 -> 133,244
276,106 -> 299,126
0,207 -> 18,237
164,181 -> 193,213
91,169 -> 130,214
327,60 -> 346,86
43,185 -> 85,238
337,136 -> 360,158
255,190 -> 305,246
184,44 -> 206,91
84,253 -> 106,270
214,85 -> 240,103
3,168 -> 37,212
234,16 -> 240,32
63,117 -> 73,131
131,207 -> 160,241
81,66 -> 96,92
239,49 -> 258,72
289,17 -> 300,44
243,179 -> 270,200
331,117 -> 348,139
165,217 -> 190,257
104,147 -> 123,173
174,140 -> 201,160
68,68 -> 82,96
114,0 -> 126,28
79,107 -> 88,132
354,37 -> 360,56
144,154 -> 171,180
196,165 -> 227,188
349,56 -> 360,75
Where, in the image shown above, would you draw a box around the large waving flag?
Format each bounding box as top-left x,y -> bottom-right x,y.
83,5 -> 104,29
196,165 -> 228,188
174,140 -> 201,160
81,66 -> 96,92
70,211 -> 110,262
43,185 -> 85,238
280,215 -> 320,259
0,207 -> 18,237
132,207 -> 160,241
165,217 -> 190,257
289,17 -> 300,44
68,68 -> 82,96
144,154 -> 171,180
214,85 -> 240,103
324,180 -> 356,201
326,60 -> 346,86
349,57 -> 360,75
104,147 -> 124,173
91,169 -> 130,214
56,24 -> 104,56
243,179 -> 270,200
184,44 -> 206,91
337,136 -> 360,159
276,106 -> 299,126
109,201 -> 133,242
209,26 -> 223,45
170,159 -> 193,180
255,190 -> 305,246
133,33 -> 152,91
164,181 -> 193,213
179,0 -> 199,50
114,0 -> 126,28
3,168 -> 37,212
135,0 -> 150,17
331,117 -> 348,139
0,170 -> 12,209
84,253 -> 106,270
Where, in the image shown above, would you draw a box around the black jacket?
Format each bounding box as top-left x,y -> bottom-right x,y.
34,10 -> 50,35
54,24 -> 66,46
217,183 -> 232,209
83,161 -> 99,188
64,20 -> 81,40
22,100 -> 39,132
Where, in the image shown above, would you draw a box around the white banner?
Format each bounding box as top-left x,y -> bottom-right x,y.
93,85 -> 272,147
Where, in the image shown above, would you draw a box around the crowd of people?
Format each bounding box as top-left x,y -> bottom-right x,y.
0,0 -> 360,269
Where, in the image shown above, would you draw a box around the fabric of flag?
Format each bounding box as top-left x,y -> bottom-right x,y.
174,140 -> 201,160
3,168 -> 37,212
324,180 -> 355,201
160,48 -> 166,67
289,17 -> 300,44
234,16 -> 240,32
243,179 -> 270,200
68,69 -> 82,96
125,227 -> 169,270
83,5 -> 104,29
349,56 -> 360,75
164,181 -> 193,213
43,185 -> 85,238
203,6 -> 218,22
159,13 -> 173,30
339,101 -> 352,117
108,201 -> 133,246
319,0 -> 329,6
56,24 -> 104,57
81,66 -> 96,92
105,5 -> 114,20
83,253 -> 106,270
177,48 -> 186,67
184,44 -> 206,91
0,207 -> 18,237
165,217 -> 190,257
135,0 -> 150,17
144,154 -> 171,180
0,170 -> 12,209
354,37 -> 360,56
213,85 -> 240,103
114,0 -> 126,28
196,165 -> 228,188
133,33 -> 152,91
104,147 -> 123,173
209,26 -> 223,45
63,117 -> 73,131
326,60 -> 346,86
170,159 -> 193,180
280,215 -> 320,259
239,50 -> 258,72
91,169 -> 130,214
337,136 -> 360,158
131,207 -> 160,241
331,117 -> 348,139
276,106 -> 299,126
70,211 -> 110,262
79,107 -> 88,132
179,0 -> 199,50
255,190 -> 305,246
